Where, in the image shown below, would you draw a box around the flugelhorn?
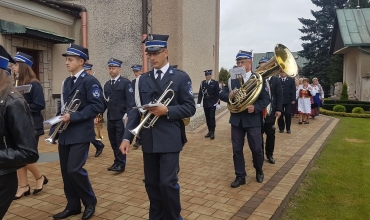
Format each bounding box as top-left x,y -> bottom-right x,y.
44,90 -> 81,144
129,81 -> 175,138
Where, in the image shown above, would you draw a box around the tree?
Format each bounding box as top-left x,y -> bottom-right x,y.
298,0 -> 348,93
348,0 -> 370,8
340,81 -> 349,100
218,67 -> 230,84
327,55 -> 343,85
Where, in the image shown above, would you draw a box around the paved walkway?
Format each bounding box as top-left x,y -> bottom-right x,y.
4,111 -> 338,220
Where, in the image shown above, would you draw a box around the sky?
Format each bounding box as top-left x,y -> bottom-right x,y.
219,0 -> 320,70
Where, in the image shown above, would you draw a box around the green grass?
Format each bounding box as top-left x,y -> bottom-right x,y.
280,117 -> 370,220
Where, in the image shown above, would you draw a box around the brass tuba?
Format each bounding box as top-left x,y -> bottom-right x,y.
228,43 -> 298,113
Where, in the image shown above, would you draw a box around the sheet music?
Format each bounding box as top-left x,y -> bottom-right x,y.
14,84 -> 32,93
132,103 -> 162,109
229,67 -> 246,80
43,116 -> 63,125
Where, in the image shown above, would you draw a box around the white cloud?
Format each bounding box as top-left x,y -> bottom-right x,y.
219,0 -> 319,70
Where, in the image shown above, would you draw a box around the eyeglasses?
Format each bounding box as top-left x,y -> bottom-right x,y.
146,50 -> 165,58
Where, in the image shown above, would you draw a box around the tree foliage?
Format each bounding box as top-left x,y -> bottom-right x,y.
298,0 -> 370,93
340,81 -> 349,100
218,67 -> 230,84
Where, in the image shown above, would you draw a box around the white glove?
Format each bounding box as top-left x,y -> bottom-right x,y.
196,104 -> 201,108
216,104 -> 221,110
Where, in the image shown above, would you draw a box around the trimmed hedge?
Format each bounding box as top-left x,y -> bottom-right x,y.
320,108 -> 370,118
323,99 -> 370,105
322,104 -> 370,113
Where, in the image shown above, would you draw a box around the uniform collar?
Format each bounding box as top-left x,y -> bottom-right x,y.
111,75 -> 120,81
154,62 -> 170,76
71,69 -> 84,81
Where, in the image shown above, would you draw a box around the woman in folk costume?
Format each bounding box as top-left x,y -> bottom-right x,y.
310,77 -> 324,118
296,78 -> 313,124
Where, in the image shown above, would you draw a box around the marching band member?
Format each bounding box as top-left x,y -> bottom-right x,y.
278,70 -> 296,133
0,45 -> 39,219
219,50 -> 270,187
259,57 -> 282,164
51,44 -> 104,220
131,64 -> 143,149
120,34 -> 195,220
197,70 -> 220,139
83,63 -> 105,157
103,58 -> 134,173
297,78 -> 313,124
11,52 -> 48,199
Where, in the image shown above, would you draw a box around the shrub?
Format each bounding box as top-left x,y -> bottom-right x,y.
340,81 -> 349,100
333,105 -> 346,112
322,103 -> 370,113
352,107 -> 364,114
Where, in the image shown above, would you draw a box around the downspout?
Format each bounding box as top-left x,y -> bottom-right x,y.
142,0 -> 148,72
30,0 -> 87,47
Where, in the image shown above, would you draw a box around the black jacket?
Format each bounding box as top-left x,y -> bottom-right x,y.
265,76 -> 283,123
280,77 -> 296,104
0,91 -> 39,176
23,81 -> 45,136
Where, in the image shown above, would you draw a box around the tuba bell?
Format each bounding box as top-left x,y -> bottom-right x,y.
227,43 -> 298,113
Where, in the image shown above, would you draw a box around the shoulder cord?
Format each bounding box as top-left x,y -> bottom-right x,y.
135,75 -> 146,113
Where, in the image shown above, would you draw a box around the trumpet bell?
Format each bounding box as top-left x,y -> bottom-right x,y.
129,127 -> 140,138
44,137 -> 56,145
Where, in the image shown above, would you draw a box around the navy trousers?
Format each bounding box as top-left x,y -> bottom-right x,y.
91,139 -> 104,150
278,103 -> 292,131
58,142 -> 96,210
0,171 -> 17,219
107,119 -> 126,166
204,106 -> 216,129
231,125 -> 264,178
143,152 -> 182,220
262,121 -> 276,156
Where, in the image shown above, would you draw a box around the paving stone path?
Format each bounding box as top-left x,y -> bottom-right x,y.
4,108 -> 338,220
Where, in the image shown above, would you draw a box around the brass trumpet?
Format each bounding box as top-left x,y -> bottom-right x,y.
44,90 -> 81,144
95,113 -> 104,140
129,81 -> 175,138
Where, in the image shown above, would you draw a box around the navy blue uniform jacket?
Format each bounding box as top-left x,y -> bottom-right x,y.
281,77 -> 296,104
52,71 -> 105,145
23,81 -> 45,136
197,79 -> 219,108
103,76 -> 134,121
219,73 -> 270,128
123,66 -> 196,153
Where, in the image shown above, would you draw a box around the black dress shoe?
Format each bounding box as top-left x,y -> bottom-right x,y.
95,147 -> 103,157
204,132 -> 211,138
111,164 -> 125,172
256,170 -> 264,183
287,130 -> 291,134
107,163 -> 117,171
82,205 -> 95,220
210,132 -> 215,140
53,209 -> 81,219
267,155 -> 275,164
143,178 -> 145,183
230,177 -> 246,188
33,175 -> 49,195
279,130 -> 284,133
